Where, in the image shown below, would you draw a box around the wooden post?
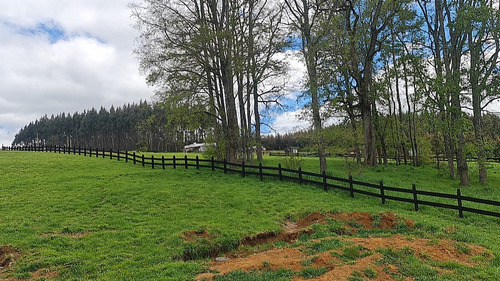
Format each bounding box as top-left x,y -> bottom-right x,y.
349,175 -> 354,198
259,162 -> 263,181
102,148 -> 105,158
412,184 -> 418,212
196,156 -> 199,169
141,154 -> 145,167
457,189 -> 464,218
133,152 -> 136,164
211,156 -> 215,171
298,167 -> 302,185
110,149 -> 113,160
184,155 -> 188,169
242,161 -> 245,178
380,181 -> 385,204
125,151 -> 128,163
117,150 -> 120,161
278,163 -> 282,181
58,146 -> 61,153
89,147 -> 92,157
173,155 -> 176,169
151,155 -> 155,169
162,155 -> 165,170
78,146 -> 81,155
223,158 -> 227,174
323,171 -> 327,192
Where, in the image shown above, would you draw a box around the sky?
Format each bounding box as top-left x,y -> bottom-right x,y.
0,0 -> 310,146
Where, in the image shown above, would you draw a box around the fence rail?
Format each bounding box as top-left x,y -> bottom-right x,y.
4,145 -> 500,219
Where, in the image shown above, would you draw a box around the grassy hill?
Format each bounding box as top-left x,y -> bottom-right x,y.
0,151 -> 499,280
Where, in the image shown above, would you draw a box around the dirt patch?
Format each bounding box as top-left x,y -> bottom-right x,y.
183,230 -> 212,242
346,234 -> 490,267
241,211 -> 412,247
1,267 -> 59,281
41,231 -> 91,239
196,234 -> 491,281
195,212 -> 491,281
0,246 -> 21,271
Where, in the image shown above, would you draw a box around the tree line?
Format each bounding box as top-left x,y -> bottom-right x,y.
130,0 -> 500,185
11,101 -> 210,152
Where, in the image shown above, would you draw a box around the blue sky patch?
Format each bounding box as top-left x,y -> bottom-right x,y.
2,20 -> 67,43
1,20 -> 108,44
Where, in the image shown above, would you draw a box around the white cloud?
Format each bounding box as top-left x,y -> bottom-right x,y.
270,109 -> 310,134
0,0 -> 153,145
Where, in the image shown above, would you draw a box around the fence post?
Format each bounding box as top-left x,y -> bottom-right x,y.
184,155 -> 188,169
133,152 -> 136,164
380,181 -> 385,205
211,156 -> 215,171
78,146 -> 81,155
58,146 -> 61,153
110,149 -> 113,160
142,154 -> 145,167
223,158 -> 227,174
173,155 -> 176,169
323,171 -> 327,192
162,155 -> 165,170
412,184 -> 419,212
242,161 -> 245,178
117,150 -> 120,161
196,156 -> 200,169
457,189 -> 464,218
349,175 -> 354,198
102,148 -> 105,158
259,162 -> 263,181
152,155 -> 155,169
278,163 -> 282,181
298,167 -> 302,185
89,147 -> 92,157
125,151 -> 128,163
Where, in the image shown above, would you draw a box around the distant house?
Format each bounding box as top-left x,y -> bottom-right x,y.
183,142 -> 211,153
285,147 -> 299,155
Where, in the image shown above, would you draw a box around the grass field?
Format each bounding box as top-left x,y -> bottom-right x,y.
0,151 -> 499,280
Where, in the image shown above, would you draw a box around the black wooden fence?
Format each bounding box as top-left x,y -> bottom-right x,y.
5,145 -> 500,219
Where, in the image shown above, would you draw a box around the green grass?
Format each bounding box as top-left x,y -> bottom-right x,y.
0,151 -> 499,280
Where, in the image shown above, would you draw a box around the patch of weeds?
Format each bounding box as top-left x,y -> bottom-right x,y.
214,269 -> 295,281
395,220 -> 411,232
347,219 -> 364,229
371,214 -> 382,228
418,251 -> 431,261
454,242 -> 470,254
363,267 -> 377,278
262,261 -> 271,269
61,226 -> 84,234
376,247 -> 439,280
325,218 -> 354,236
299,267 -> 327,279
332,245 -> 371,263
301,258 -> 314,266
347,270 -> 367,281
426,238 -> 440,245
303,238 -> 345,255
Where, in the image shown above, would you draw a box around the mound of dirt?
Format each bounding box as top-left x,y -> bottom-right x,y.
195,212 -> 492,281
241,211 -> 413,247
183,230 -> 213,242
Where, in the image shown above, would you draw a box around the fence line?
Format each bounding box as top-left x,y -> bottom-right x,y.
4,145 -> 500,219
